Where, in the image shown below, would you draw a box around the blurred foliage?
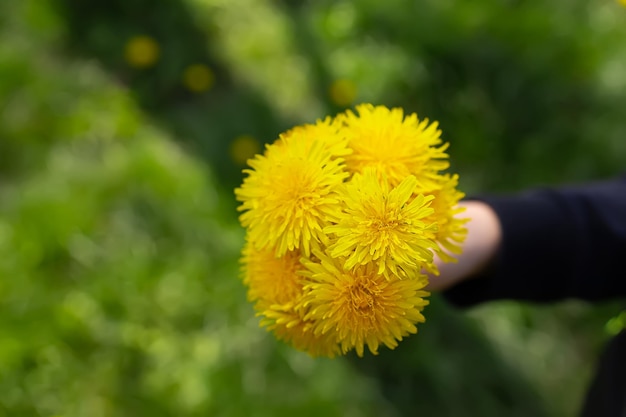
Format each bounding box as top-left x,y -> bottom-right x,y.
1,0 -> 625,416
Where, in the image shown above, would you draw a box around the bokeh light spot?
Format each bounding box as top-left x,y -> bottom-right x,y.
124,35 -> 160,68
230,135 -> 261,166
329,79 -> 357,107
183,64 -> 215,93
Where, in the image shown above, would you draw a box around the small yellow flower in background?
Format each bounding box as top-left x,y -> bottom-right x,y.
325,169 -> 437,278
235,103 -> 467,358
339,104 -> 449,189
329,79 -> 357,107
124,35 -> 160,68
230,135 -> 261,166
182,64 -> 215,93
619,0 -> 626,7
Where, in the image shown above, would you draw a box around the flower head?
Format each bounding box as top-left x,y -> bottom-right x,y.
325,169 -> 438,278
262,306 -> 341,358
339,104 -> 449,189
235,120 -> 349,256
278,116 -> 352,158
242,243 -> 340,357
242,242 -> 303,306
301,252 -> 430,357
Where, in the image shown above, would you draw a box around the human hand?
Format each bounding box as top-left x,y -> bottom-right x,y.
427,201 -> 502,291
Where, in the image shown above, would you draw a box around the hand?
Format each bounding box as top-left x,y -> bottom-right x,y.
427,201 -> 502,291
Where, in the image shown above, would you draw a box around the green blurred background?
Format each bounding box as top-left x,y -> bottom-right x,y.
1,1 -> 625,416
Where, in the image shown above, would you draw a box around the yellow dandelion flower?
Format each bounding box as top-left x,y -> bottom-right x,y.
339,104 -> 449,189
263,305 -> 341,358
242,244 -> 340,357
619,0 -> 626,7
242,243 -> 303,305
277,116 -> 352,158
325,169 -> 438,278
124,35 -> 160,68
301,251 -> 430,357
235,123 -> 349,256
423,174 -> 468,266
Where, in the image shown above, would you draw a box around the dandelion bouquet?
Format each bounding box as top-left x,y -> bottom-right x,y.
235,104 -> 467,358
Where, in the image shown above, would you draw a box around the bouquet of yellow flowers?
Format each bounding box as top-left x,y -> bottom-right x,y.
235,104 -> 467,358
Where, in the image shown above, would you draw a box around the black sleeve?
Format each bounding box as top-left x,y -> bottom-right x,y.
444,175 -> 626,308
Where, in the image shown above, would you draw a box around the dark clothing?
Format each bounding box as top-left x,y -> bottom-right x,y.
444,175 -> 626,417
582,331 -> 626,417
